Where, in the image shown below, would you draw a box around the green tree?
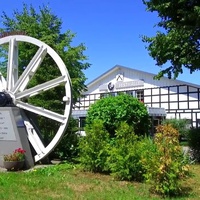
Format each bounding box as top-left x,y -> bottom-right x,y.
142,0 -> 200,79
86,94 -> 150,137
0,3 -> 90,103
0,4 -> 90,160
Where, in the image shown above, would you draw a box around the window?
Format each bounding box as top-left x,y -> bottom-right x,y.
197,119 -> 200,127
100,93 -> 109,98
152,117 -> 163,135
136,90 -> 144,101
80,117 -> 86,131
110,92 -> 118,97
126,91 -> 136,97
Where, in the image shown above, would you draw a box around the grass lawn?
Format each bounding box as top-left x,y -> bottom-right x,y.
0,163 -> 200,200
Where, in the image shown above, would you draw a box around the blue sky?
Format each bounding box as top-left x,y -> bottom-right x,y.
0,0 -> 200,85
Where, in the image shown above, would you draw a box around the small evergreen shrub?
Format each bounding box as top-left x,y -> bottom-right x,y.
187,127 -> 200,162
78,119 -> 110,172
142,124 -> 190,197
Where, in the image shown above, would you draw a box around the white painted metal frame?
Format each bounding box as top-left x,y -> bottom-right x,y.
0,35 -> 72,162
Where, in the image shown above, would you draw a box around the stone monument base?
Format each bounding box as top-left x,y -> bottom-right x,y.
0,107 -> 34,169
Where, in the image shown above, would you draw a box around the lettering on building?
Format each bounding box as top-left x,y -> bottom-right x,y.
115,80 -> 144,89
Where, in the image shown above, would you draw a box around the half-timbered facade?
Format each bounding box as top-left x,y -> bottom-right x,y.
72,65 -> 200,133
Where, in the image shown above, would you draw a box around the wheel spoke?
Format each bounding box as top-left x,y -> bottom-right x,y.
15,76 -> 67,99
0,73 -> 7,91
7,38 -> 18,91
12,45 -> 47,93
23,117 -> 46,157
16,100 -> 66,123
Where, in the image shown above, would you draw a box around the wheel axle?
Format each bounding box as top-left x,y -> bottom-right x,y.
0,92 -> 13,107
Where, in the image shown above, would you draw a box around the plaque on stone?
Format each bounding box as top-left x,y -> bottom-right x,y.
0,110 -> 16,141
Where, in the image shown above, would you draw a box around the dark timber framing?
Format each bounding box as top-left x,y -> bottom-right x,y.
74,84 -> 200,128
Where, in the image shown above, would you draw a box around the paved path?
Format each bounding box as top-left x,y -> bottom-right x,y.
0,166 -> 6,172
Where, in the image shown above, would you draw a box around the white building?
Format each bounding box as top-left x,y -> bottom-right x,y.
72,65 -> 200,134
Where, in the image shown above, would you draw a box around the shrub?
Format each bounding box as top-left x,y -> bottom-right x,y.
50,117 -> 80,161
86,93 -> 150,137
78,119 -> 110,172
162,118 -> 190,140
187,127 -> 200,162
107,122 -> 159,182
142,124 -> 190,197
107,122 -> 145,181
137,136 -> 158,177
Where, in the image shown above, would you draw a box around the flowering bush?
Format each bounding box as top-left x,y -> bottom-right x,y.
4,148 -> 26,161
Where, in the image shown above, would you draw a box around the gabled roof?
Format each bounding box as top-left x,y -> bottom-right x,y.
87,64 -> 200,88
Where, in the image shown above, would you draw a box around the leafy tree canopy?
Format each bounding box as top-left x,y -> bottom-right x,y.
0,3 -> 90,102
142,0 -> 200,79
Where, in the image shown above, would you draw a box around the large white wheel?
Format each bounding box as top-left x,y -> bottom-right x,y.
0,35 -> 72,162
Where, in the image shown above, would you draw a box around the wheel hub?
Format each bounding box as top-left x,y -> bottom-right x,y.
0,92 -> 13,107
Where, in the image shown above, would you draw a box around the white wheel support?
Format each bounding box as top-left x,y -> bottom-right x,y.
0,35 -> 72,162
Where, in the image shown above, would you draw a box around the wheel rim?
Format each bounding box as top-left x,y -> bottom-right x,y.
0,35 -> 72,162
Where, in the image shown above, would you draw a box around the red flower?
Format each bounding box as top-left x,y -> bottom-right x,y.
15,148 -> 26,154
4,148 -> 26,161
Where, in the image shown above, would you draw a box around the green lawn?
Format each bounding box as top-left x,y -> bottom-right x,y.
0,163 -> 200,200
